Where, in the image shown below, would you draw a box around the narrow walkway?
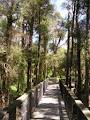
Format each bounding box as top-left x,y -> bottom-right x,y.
32,82 -> 69,120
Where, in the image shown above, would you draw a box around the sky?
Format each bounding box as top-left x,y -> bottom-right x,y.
50,0 -> 68,18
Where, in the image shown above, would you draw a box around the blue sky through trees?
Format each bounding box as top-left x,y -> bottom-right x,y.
33,0 -> 67,48
50,0 -> 67,48
50,0 -> 67,18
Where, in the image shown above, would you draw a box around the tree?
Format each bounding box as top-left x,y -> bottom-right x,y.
21,0 -> 36,89
49,12 -> 64,77
69,0 -> 76,88
34,0 -> 53,83
66,12 -> 71,86
0,0 -> 20,96
75,0 -> 82,99
83,0 -> 90,107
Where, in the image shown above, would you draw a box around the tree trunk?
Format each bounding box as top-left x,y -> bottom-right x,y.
27,17 -> 34,90
2,77 -> 6,91
84,0 -> 90,107
5,3 -> 13,104
5,4 -> 13,54
66,13 -> 70,86
22,19 -> 25,48
37,7 -> 41,83
69,1 -> 76,89
76,0 -> 82,99
43,40 -> 47,79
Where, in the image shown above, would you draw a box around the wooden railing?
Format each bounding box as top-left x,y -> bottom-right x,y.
0,79 -> 48,120
59,80 -> 90,120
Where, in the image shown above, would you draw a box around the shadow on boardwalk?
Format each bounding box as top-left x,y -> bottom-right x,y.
58,90 -> 69,120
32,82 -> 69,120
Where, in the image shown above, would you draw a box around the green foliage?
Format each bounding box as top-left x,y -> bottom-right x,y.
47,48 -> 66,77
0,0 -> 66,100
10,85 -> 17,93
0,45 -> 27,94
0,19 -> 7,36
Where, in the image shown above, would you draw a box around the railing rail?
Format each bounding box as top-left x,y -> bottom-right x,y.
0,79 -> 48,120
59,80 -> 90,120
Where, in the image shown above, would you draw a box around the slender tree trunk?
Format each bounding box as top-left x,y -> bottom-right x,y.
43,39 -> 47,79
27,61 -> 30,89
76,0 -> 82,99
27,37 -> 32,90
66,13 -> 70,86
22,19 -> 25,48
42,37 -> 48,79
84,0 -> 90,107
52,37 -> 61,77
2,77 -> 6,91
74,42 -> 77,90
35,64 -> 38,83
5,3 -> 13,54
53,44 -> 57,77
37,7 -> 41,83
27,17 -> 34,90
69,1 -> 76,89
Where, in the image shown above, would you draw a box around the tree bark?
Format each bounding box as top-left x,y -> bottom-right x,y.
84,0 -> 90,107
37,6 -> 41,83
27,17 -> 34,90
22,19 -> 25,48
69,1 -> 76,89
66,13 -> 70,86
76,0 -> 82,99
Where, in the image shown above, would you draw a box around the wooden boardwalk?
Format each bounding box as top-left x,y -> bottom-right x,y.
32,82 -> 69,120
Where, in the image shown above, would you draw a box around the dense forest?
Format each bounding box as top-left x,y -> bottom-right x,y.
0,0 -> 90,111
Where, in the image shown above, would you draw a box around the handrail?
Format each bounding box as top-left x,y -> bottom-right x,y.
1,79 -> 48,120
59,80 -> 90,120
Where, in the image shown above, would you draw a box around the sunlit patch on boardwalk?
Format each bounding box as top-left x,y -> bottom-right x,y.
32,83 -> 69,120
